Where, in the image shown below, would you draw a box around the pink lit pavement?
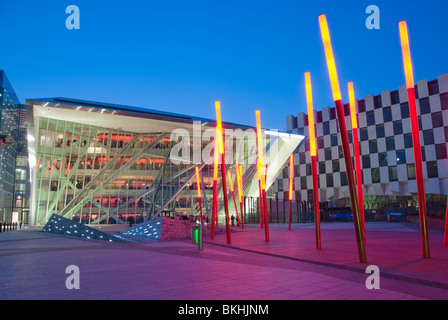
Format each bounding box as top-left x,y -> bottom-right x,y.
0,222 -> 447,300
207,222 -> 448,291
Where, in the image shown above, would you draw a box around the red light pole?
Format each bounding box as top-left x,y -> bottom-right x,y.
319,14 -> 366,262
257,159 -> 264,229
305,72 -> 321,249
348,81 -> 366,244
236,162 -> 244,229
195,166 -> 203,227
256,110 -> 269,242
288,154 -> 294,231
399,21 -> 430,258
228,171 -> 240,227
215,100 -> 231,244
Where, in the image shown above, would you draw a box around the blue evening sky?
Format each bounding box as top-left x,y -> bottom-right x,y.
1,0 -> 447,131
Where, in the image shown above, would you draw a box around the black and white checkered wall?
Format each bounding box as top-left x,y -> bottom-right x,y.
276,73 -> 448,202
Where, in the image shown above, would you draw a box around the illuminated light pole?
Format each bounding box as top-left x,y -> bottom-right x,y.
305,71 -> 321,249
215,100 -> 231,244
399,21 -> 430,258
257,158 -> 264,229
348,81 -> 366,244
228,171 -> 241,227
236,162 -> 244,229
256,110 -> 269,242
319,14 -> 366,262
288,154 -> 294,231
211,126 -> 219,239
195,166 -> 203,227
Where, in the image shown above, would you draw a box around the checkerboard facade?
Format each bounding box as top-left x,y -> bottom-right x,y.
276,73 -> 448,204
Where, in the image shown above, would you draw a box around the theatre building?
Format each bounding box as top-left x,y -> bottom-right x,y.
26,97 -> 302,226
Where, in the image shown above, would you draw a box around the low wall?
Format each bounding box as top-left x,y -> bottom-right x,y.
407,216 -> 446,231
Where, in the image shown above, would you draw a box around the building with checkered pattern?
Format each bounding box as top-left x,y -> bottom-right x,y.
276,73 -> 448,216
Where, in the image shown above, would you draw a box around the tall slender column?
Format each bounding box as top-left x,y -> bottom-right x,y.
319,14 -> 366,262
399,21 -> 430,258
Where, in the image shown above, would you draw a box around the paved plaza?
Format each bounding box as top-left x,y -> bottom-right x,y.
0,221 -> 447,300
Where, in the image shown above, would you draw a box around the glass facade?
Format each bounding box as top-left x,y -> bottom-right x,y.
28,98 -> 302,226
0,71 -> 29,223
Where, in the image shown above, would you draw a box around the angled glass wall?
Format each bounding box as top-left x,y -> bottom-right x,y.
27,98 -> 302,226
0,71 -> 28,223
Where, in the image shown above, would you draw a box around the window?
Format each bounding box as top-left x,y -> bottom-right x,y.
389,166 -> 398,181
423,130 -> 434,145
360,127 -> 369,141
374,95 -> 382,109
331,133 -> 338,147
326,174 -> 334,188
376,124 -> 385,138
295,191 -> 302,202
400,103 -> 410,119
323,122 -> 330,135
293,117 -> 298,128
441,93 -> 448,110
301,176 -> 307,189
379,152 -> 388,166
325,148 -> 332,160
369,140 -> 378,153
358,100 -> 365,113
338,146 -> 343,158
347,131 -> 353,143
340,172 -> 348,186
404,133 -> 413,148
330,107 -> 336,120
435,143 -> 447,160
432,112 -> 443,128
332,159 -> 340,172
294,165 -> 300,177
427,161 -> 438,178
317,136 -> 324,149
344,103 -> 351,116
304,115 -> 309,126
366,111 -> 375,126
428,80 -> 439,96
278,181 -> 284,191
383,107 -> 392,122
386,136 -> 395,151
299,152 -> 306,164
396,150 -> 406,165
421,146 -> 426,161
445,127 -> 448,142
419,98 -> 431,114
362,155 -> 371,169
306,163 -> 312,175
393,121 -> 403,135
371,167 -> 380,183
319,162 -> 326,174
316,111 -> 323,123
305,140 -> 310,152
391,91 -> 400,105
283,166 -> 289,178
407,164 -> 416,180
